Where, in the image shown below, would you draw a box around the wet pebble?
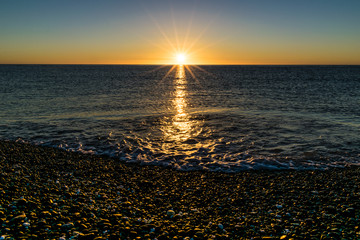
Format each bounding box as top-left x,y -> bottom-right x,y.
0,140 -> 359,239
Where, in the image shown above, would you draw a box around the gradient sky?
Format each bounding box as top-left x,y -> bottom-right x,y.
1,0 -> 360,65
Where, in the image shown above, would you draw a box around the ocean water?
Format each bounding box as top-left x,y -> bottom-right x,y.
1,64 -> 360,171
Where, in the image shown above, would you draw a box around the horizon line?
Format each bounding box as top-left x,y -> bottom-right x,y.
1,63 -> 359,66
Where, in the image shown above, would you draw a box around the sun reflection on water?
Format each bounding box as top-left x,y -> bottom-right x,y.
157,64 -> 216,159
174,65 -> 191,141
161,65 -> 195,144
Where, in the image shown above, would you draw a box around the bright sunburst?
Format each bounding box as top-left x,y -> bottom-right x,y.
176,53 -> 186,65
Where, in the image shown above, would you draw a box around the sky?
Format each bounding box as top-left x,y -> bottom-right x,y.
1,0 -> 360,65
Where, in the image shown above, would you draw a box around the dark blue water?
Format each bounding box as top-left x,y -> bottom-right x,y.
1,65 -> 360,171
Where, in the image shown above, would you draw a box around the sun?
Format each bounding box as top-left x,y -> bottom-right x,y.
176,53 -> 186,65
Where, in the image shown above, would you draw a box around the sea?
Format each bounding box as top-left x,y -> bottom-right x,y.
1,64 -> 360,172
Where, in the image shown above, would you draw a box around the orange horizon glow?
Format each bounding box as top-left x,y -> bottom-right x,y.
1,16 -> 359,66
2,36 -> 360,65
1,47 -> 359,66
1,2 -> 360,65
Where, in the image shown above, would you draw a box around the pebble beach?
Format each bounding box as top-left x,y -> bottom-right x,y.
0,140 -> 359,239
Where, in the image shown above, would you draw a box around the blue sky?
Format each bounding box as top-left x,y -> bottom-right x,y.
1,0 -> 359,64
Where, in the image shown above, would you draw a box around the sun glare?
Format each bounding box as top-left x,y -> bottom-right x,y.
176,53 -> 186,65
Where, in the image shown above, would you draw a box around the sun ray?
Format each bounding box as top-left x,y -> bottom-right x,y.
142,37 -> 172,53
185,65 -> 196,78
191,65 -> 217,77
188,38 -> 226,58
161,65 -> 177,82
147,13 -> 177,53
184,26 -> 210,55
171,8 -> 181,53
141,3 -> 224,66
183,12 -> 221,59
182,5 -> 196,53
182,15 -> 219,55
185,65 -> 203,87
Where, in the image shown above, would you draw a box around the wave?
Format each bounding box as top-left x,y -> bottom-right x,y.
12,137 -> 360,173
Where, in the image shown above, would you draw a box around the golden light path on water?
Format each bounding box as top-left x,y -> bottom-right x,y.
159,65 -> 211,157
161,65 -> 192,143
171,65 -> 191,141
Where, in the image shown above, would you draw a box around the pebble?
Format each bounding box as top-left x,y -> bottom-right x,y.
0,140 -> 359,239
62,222 -> 74,229
166,210 -> 175,217
23,222 -> 30,227
11,214 -> 26,221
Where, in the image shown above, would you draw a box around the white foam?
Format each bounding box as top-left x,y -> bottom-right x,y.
7,138 -> 360,172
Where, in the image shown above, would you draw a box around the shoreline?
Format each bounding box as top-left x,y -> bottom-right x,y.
0,140 -> 359,239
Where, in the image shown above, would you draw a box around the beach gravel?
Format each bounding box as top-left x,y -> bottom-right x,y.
0,140 -> 359,239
